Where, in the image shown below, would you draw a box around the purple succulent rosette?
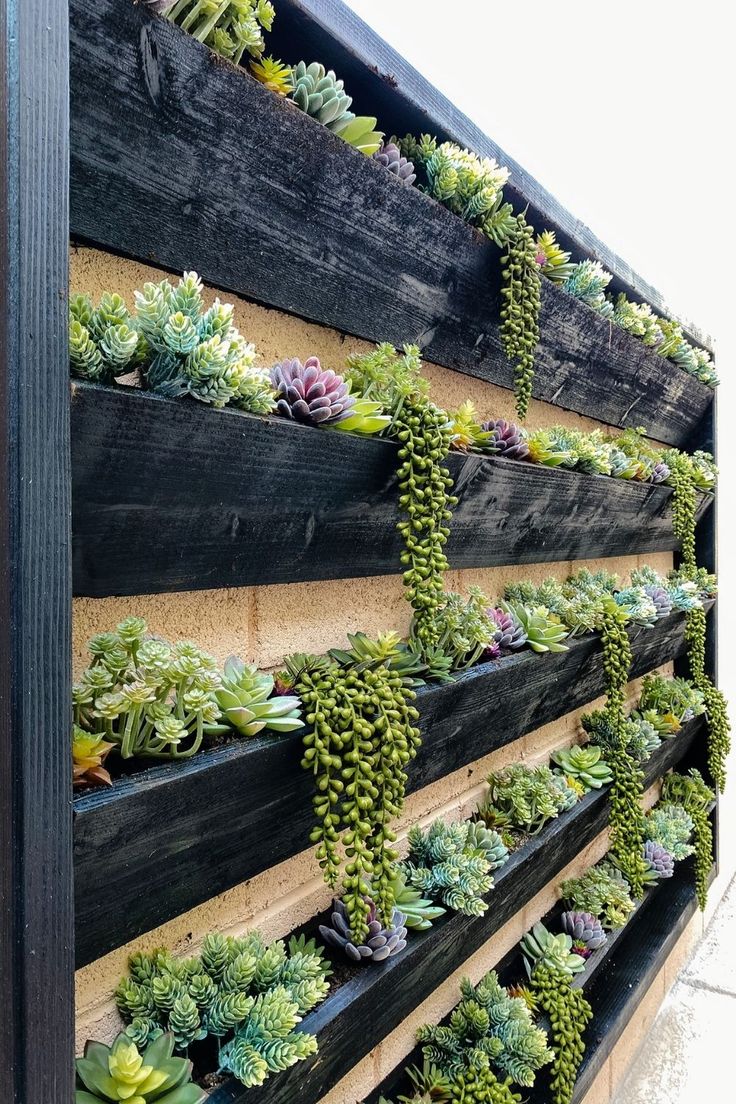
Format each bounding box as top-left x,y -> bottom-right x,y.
271,356 -> 356,426
372,141 -> 417,185
643,839 -> 675,878
480,418 -> 530,461
647,460 -> 671,484
319,898 -> 408,963
488,607 -> 528,652
560,910 -> 607,956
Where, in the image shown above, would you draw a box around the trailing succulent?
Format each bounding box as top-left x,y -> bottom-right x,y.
319,898 -> 407,963
500,212 -> 542,420
520,923 -> 586,979
478,764 -> 578,837
582,708 -> 661,763
114,932 -> 330,1088
399,818 -> 509,917
561,861 -> 636,929
529,964 -> 593,1104
685,602 -> 730,792
416,970 -> 553,1087
662,770 -> 715,909
551,745 -> 613,791
294,646 -> 421,941
73,618 -> 222,761
75,1031 -> 204,1104
163,1 -> 275,65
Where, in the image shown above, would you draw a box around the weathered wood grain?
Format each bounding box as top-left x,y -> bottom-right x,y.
0,1 -> 74,1099
69,2 -> 712,446
266,1 -> 713,356
73,609 -> 709,966
70,382 -> 711,597
205,724 -> 702,1104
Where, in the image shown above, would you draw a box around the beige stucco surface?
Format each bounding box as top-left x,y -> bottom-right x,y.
71,246 -> 682,1100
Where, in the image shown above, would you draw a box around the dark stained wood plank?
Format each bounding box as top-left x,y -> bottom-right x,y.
73,610 -> 709,966
70,382 -> 711,597
267,0 -> 713,355
68,2 -> 712,447
0,1 -> 74,1099
205,725 -> 702,1104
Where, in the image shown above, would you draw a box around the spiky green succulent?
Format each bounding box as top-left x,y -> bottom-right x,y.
561,259 -> 614,318
534,230 -> 575,283
70,292 -> 146,384
400,818 -> 508,917
612,294 -> 664,346
551,745 -> 613,790
520,922 -> 586,979
165,1 -> 275,65
75,1032 -> 204,1104
206,656 -> 303,738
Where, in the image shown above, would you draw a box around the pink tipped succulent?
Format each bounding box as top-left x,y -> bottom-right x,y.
373,141 -> 417,185
488,607 -> 528,651
271,356 -> 356,426
535,249 -> 548,267
480,418 -> 530,461
483,640 -> 502,662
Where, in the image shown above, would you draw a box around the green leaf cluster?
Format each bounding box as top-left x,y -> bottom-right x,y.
416,970 -> 552,1087
206,656 -> 303,737
70,293 -> 146,384
411,587 -> 498,672
551,745 -> 613,791
520,923 -> 586,979
115,932 -> 330,1088
662,770 -> 715,908
561,860 -> 636,929
165,1 -> 275,65
288,61 -> 382,154
400,819 -> 508,917
645,803 -> 695,862
479,763 -> 578,836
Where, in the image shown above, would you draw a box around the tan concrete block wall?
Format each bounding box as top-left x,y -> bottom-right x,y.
71,246 -> 680,1095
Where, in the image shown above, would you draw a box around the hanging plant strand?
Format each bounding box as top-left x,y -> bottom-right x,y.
530,963 -> 593,1104
685,605 -> 731,791
500,212 -> 541,421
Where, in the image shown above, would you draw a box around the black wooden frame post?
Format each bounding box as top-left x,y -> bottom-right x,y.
0,2 -> 73,1101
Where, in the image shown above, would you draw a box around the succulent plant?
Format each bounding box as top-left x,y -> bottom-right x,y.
416,970 -> 553,1086
331,396 -> 391,436
271,356 -> 356,426
612,293 -> 664,347
479,418 -> 530,460
373,140 -> 417,184
551,745 -> 613,790
319,898 -> 407,963
448,401 -> 497,453
73,618 -> 222,761
115,932 -> 329,1087
662,769 -> 716,909
390,867 -> 446,930
135,272 -> 271,409
201,657 -> 303,738
72,726 -> 114,788
534,230 -> 575,283
69,292 -> 145,384
520,923 -> 586,979
561,861 -> 636,929
645,803 -> 695,861
614,585 -> 658,627
75,1032 -> 205,1104
400,819 -> 498,917
487,606 -> 528,652
641,840 -> 675,882
501,212 -> 542,420
524,429 -> 573,467
559,911 -> 607,955
165,1 -> 274,64
289,61 -> 382,153
529,963 -> 592,1104
561,259 -> 614,318
502,602 -> 569,654
249,55 -> 293,95
414,587 -> 499,672
482,763 -> 575,835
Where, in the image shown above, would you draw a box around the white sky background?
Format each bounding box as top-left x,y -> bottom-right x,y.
346,0 -> 736,876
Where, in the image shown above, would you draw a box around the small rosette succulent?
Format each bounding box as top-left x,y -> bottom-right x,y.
520,922 -> 586,979
207,657 -> 303,738
488,607 -> 528,652
390,868 -> 446,930
502,602 -> 569,654
373,140 -> 416,185
289,62 -> 382,154
72,726 -> 114,788
271,356 -> 356,426
319,898 -> 408,963
559,911 -> 607,957
642,840 -> 675,882
75,1031 -> 205,1104
480,418 -> 530,460
551,745 -> 613,791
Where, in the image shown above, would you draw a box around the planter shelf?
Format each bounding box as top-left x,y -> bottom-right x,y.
70,1 -> 712,448
70,382 -> 711,597
204,721 -> 704,1104
367,855 -> 703,1104
74,604 -> 711,966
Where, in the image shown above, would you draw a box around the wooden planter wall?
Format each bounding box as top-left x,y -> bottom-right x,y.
59,4 -> 721,1104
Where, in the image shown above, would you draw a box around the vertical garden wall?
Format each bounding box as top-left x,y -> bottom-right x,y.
0,3 -> 726,1104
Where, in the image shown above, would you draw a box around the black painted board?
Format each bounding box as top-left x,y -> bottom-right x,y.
70,382 -> 712,597
69,2 -> 712,447
73,601 -> 708,967
265,1 -> 713,356
205,724 -> 701,1104
0,0 -> 74,1099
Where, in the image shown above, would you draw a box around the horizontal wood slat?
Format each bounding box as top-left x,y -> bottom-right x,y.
70,382 -> 711,597
266,0 -> 713,355
73,607 -> 710,966
69,2 -> 712,447
206,723 -> 703,1104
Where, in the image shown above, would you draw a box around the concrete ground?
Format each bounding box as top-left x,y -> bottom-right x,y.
612,872 -> 736,1102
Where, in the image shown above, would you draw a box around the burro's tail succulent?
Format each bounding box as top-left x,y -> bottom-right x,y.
75,1031 -> 205,1104
271,356 -> 356,426
319,898 -> 408,963
208,656 -> 303,738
